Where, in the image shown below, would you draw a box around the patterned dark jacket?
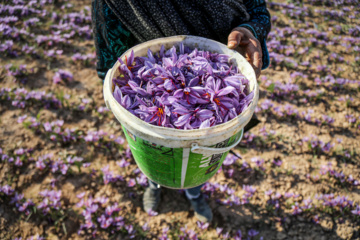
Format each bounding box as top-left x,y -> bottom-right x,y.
92,0 -> 271,79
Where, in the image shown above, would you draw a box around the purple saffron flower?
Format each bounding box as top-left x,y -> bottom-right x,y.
173,103 -> 214,129
351,205 -> 360,216
234,230 -> 242,240
272,158 -> 282,167
302,198 -> 312,210
142,222 -> 150,231
116,158 -> 130,168
312,215 -> 320,224
43,122 -> 52,132
216,227 -> 223,236
247,229 -> 259,238
53,69 -> 73,84
14,157 -> 23,166
265,189 -> 273,196
77,192 -> 86,199
17,114 -> 27,123
222,232 -> 230,239
127,179 -> 136,187
292,202 -> 302,215
14,148 -> 25,155
97,214 -> 113,229
147,209 -> 158,216
196,221 -> 209,230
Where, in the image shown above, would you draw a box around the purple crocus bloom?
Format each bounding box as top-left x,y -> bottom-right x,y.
173,103 -> 214,129
265,189 -> 273,196
127,179 -> 136,187
205,77 -> 236,118
234,230 -> 242,240
17,114 -> 27,123
222,154 -> 237,166
222,232 -> 230,239
301,199 -> 312,210
95,196 -> 108,205
88,204 -> 99,214
1,185 -> 14,195
147,209 -> 158,216
18,200 -> 32,212
53,69 -> 73,84
135,98 -> 170,127
43,122 -> 52,132
292,202 -> 302,215
97,214 -> 113,229
196,221 -> 209,230
142,222 -> 150,231
313,215 -> 320,224
14,157 -> 23,166
226,168 -> 234,177
77,192 -> 86,199
219,184 -> 228,193
272,158 -> 282,167
105,203 -> 120,216
351,205 -> 360,216
216,227 -> 223,236
247,229 -> 259,238
243,185 -> 257,199
117,158 -> 130,168
10,192 -> 24,204
136,173 -> 148,187
172,77 -> 208,105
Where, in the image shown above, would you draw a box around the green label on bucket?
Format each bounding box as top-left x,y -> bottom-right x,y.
123,127 -> 183,188
123,126 -> 242,189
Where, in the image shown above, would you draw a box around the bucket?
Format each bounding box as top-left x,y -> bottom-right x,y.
103,35 -> 259,189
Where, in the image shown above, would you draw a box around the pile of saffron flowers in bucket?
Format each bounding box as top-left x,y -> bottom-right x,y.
112,44 -> 253,130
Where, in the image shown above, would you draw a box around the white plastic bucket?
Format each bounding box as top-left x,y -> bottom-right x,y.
103,35 -> 258,189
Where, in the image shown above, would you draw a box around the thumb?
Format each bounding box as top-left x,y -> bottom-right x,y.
227,30 -> 243,49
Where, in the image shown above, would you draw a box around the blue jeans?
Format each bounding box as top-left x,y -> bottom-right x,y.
148,179 -> 204,199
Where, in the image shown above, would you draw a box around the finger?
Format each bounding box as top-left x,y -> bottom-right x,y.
252,49 -> 262,75
246,39 -> 262,78
227,30 -> 243,49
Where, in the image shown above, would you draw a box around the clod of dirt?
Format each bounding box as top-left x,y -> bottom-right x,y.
320,215 -> 334,232
334,219 -> 356,240
276,232 -> 287,240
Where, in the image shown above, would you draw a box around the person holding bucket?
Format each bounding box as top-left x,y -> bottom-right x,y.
92,0 -> 271,222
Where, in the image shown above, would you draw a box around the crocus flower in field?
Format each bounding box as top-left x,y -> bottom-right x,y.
243,185 -> 257,198
351,205 -> 360,216
116,158 -> 130,168
142,222 -> 150,231
127,179 -> 136,187
147,209 -> 158,216
265,189 -> 273,196
53,69 -> 73,84
292,202 -> 302,215
272,158 -> 282,167
196,221 -> 209,230
234,230 -> 242,240
247,229 -> 259,238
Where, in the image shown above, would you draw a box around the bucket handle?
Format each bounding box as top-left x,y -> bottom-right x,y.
191,129 -> 244,156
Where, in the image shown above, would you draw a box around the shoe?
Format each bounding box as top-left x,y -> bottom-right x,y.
143,187 -> 161,213
188,194 -> 213,223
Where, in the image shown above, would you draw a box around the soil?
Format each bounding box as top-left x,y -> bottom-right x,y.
0,0 -> 359,239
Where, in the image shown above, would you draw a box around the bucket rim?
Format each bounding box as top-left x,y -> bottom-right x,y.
104,35 -> 258,135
